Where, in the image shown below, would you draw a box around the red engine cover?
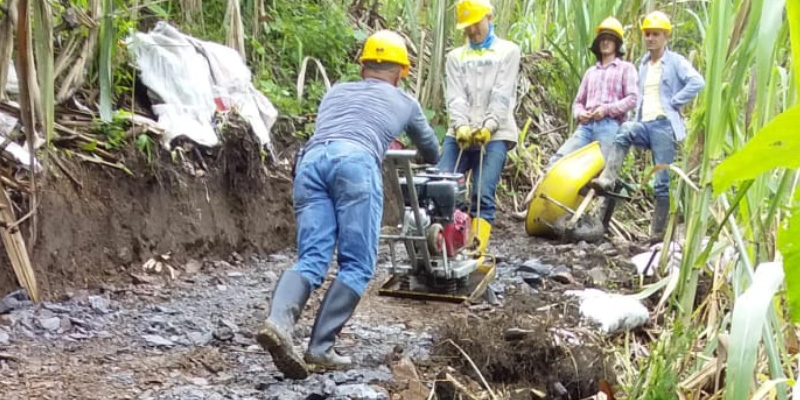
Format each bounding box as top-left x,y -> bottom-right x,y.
442,209 -> 470,257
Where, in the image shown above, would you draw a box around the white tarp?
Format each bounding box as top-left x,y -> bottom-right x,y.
125,22 -> 278,156
0,110 -> 41,173
0,69 -> 42,172
566,288 -> 650,333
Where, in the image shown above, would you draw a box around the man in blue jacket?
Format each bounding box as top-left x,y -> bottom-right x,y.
591,11 -> 705,243
256,30 -> 440,380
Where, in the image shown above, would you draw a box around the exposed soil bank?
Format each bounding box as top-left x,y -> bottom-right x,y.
0,137 -> 296,297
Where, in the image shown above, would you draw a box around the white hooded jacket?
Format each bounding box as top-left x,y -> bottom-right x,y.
444,37 -> 521,146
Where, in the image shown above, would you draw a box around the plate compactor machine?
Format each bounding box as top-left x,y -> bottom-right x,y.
378,150 -> 496,303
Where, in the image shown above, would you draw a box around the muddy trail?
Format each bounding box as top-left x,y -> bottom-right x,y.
0,122 -> 649,400
0,208 -> 646,400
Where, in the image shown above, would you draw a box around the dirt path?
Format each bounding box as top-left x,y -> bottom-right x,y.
0,247 -> 459,400
0,215 -> 643,399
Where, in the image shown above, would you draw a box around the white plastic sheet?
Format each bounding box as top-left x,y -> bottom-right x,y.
125,22 -> 277,155
0,110 -> 41,173
630,238 -> 736,277
566,288 -> 649,333
630,242 -> 682,277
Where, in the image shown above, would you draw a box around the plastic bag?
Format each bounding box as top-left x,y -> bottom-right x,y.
126,22 -> 218,148
566,288 -> 649,333
126,22 -> 277,155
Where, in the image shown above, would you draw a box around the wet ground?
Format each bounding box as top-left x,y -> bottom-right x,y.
0,217 -> 646,399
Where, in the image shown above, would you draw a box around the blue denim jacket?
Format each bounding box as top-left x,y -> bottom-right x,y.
633,49 -> 705,141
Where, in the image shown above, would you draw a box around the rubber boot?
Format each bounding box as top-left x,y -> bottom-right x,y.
470,217 -> 492,256
597,181 -> 620,230
304,279 -> 361,370
649,197 -> 670,244
596,196 -> 617,230
256,270 -> 312,380
590,144 -> 627,192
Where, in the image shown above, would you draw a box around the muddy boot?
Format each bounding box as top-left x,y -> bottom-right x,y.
597,194 -> 618,230
256,270 -> 312,380
590,144 -> 627,192
649,197 -> 670,244
304,279 -> 360,371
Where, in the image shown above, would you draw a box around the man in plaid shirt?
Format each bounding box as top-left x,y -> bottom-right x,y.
546,17 -> 638,167
591,11 -> 705,244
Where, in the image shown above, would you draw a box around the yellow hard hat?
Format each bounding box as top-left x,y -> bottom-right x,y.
642,11 -> 672,34
358,30 -> 411,77
455,0 -> 493,30
596,17 -> 624,41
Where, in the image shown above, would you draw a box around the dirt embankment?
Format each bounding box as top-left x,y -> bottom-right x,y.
0,133 -> 297,298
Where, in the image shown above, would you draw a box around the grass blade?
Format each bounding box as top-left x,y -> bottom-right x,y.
99,0 -> 114,122
32,0 -> 53,142
788,0 -> 800,97
712,104 -> 800,194
779,189 -> 800,322
724,261 -> 785,400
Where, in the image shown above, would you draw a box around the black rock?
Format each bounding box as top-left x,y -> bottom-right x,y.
517,259 -> 553,277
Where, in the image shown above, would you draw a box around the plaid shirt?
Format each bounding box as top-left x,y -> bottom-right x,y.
572,58 -> 638,123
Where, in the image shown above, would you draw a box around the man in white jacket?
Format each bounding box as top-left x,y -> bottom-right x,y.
437,0 -> 521,255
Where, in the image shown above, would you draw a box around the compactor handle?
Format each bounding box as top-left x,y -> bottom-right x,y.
386,149 -> 418,161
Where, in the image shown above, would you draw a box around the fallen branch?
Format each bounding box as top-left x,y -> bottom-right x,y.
0,176 -> 28,193
444,339 -> 497,400
75,153 -> 132,175
0,179 -> 39,302
50,150 -> 83,188
444,373 -> 483,400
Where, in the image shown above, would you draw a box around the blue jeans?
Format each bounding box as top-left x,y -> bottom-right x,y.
614,118 -> 676,198
547,118 -> 619,168
290,141 -> 383,297
436,137 -> 509,223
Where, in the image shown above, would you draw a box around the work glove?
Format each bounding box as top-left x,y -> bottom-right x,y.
472,127 -> 491,147
455,125 -> 473,149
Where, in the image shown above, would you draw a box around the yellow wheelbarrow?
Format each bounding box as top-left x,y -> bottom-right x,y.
525,141 -> 609,240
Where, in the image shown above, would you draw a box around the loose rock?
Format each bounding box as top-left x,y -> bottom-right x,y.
42,303 -> 72,314
264,271 -> 279,282
38,317 -> 61,332
187,331 -> 213,346
60,317 -> 73,332
142,334 -> 175,347
267,254 -> 290,263
587,267 -> 609,286
184,259 -> 203,274
518,259 -> 553,276
333,384 -> 389,400
213,327 -> 234,342
551,266 -> 575,284
88,296 -> 110,313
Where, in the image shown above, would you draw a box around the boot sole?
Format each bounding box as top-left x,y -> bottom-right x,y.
304,353 -> 352,373
256,322 -> 309,380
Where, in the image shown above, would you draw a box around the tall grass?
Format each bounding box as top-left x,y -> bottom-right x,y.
98,0 -> 113,122
385,0 -> 798,398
